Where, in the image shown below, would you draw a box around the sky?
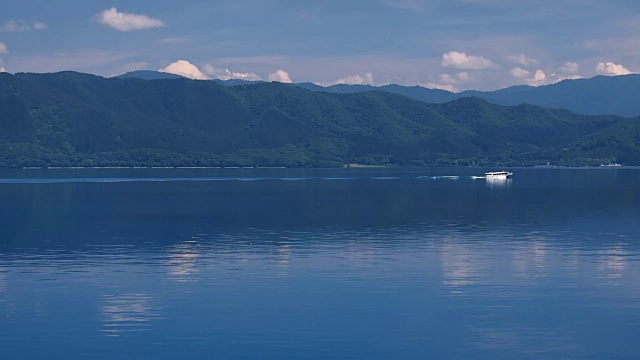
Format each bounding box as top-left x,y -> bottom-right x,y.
1,0 -> 640,91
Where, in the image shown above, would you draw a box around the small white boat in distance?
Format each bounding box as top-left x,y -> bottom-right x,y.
485,171 -> 513,179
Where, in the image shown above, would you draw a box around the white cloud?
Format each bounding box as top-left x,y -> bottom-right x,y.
268,69 -> 293,83
439,72 -> 469,84
456,72 -> 469,81
320,72 -> 374,86
201,64 -> 215,75
595,62 -> 633,76
439,74 -> 456,84
159,60 -> 209,80
504,54 -> 536,67
533,70 -> 546,82
96,8 -> 164,32
511,68 -> 548,86
0,20 -> 30,32
222,70 -> 261,81
0,43 -> 7,54
527,70 -> 547,86
33,22 -> 48,30
441,51 -> 493,70
550,74 -> 583,84
510,67 -> 530,79
421,82 -> 459,93
0,20 -> 47,32
530,64 -> 583,85
560,62 -> 579,74
202,64 -> 262,81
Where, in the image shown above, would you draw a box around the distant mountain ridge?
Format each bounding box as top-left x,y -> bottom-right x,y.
297,75 -> 640,117
116,70 -> 185,80
117,71 -> 640,117
1,71 -> 637,168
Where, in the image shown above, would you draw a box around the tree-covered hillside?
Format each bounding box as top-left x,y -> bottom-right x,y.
0,71 -> 638,168
296,74 -> 640,117
120,71 -> 640,117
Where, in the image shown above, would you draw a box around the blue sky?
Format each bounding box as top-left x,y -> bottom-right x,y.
1,0 -> 639,90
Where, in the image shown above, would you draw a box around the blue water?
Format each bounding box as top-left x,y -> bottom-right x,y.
1,167 -> 639,359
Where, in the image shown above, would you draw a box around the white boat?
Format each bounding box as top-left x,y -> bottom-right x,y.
485,171 -> 513,179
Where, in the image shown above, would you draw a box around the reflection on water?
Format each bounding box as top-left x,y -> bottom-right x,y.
532,239 -> 547,271
598,243 -> 629,284
102,293 -> 161,337
168,241 -> 201,280
486,177 -> 512,188
441,236 -> 486,291
511,240 -> 545,278
0,266 -> 5,296
468,325 -> 583,358
276,243 -> 291,275
1,224 -> 639,358
0,168 -> 639,359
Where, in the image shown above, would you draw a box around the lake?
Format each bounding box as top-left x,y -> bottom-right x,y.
1,167 -> 639,359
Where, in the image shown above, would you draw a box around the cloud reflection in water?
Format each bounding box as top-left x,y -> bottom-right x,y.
102,293 -> 161,337
441,236 -> 486,292
0,266 -> 6,296
168,241 -> 201,280
598,243 -> 629,284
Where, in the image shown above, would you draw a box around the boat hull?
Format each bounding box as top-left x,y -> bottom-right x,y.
485,171 -> 513,179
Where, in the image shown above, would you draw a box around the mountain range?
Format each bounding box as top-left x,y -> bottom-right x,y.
297,75 -> 640,118
0,71 -> 638,168
118,71 -> 640,118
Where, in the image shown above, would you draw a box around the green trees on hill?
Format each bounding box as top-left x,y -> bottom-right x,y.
297,74 -> 640,117
0,71 -> 638,168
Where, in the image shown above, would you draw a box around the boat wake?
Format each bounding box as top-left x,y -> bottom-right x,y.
418,175 -> 492,180
0,174 -> 507,184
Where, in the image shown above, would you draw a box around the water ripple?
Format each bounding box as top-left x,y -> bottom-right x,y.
102,293 -> 161,337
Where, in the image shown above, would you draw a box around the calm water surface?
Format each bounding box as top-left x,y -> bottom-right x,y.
1,167 -> 639,359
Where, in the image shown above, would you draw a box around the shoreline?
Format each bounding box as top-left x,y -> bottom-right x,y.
12,164 -> 635,170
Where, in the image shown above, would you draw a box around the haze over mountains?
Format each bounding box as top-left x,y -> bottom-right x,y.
0,71 -> 638,168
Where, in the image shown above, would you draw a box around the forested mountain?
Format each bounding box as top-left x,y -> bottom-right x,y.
0,71 -> 638,168
115,70 -> 184,80
119,71 -> 640,117
296,75 -> 640,117
295,82 -> 457,103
